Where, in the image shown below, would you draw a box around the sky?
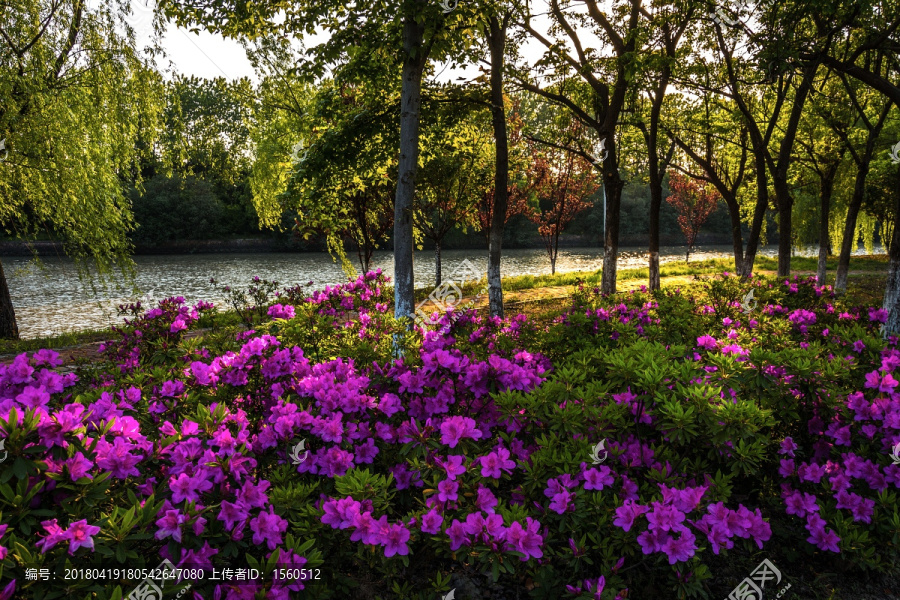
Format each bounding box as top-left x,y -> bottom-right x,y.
133,0 -> 578,85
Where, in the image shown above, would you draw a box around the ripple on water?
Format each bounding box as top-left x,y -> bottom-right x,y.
1,244 -> 871,339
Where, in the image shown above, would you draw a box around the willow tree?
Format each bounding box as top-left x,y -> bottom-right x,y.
0,0 -> 164,339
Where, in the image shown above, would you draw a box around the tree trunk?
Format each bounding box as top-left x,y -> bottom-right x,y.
393,15 -> 426,323
882,164 -> 900,335
487,14 -> 509,319
772,63 -> 818,278
723,196 -> 745,273
816,167 -> 836,285
776,183 -> 793,277
600,146 -> 623,295
434,240 -> 442,288
740,152 -> 770,278
835,168 -> 868,293
550,255 -> 556,275
0,260 -> 19,340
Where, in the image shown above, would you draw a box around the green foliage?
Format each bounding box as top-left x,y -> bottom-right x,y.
0,0 -> 165,278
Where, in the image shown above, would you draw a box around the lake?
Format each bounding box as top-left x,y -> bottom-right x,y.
0,244 -> 866,339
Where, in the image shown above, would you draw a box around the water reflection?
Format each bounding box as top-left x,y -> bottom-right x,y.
1,244 -> 876,338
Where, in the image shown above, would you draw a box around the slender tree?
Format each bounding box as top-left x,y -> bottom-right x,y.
666,172 -> 720,261
530,141 -> 597,274
514,0 -> 645,294
0,0 -> 163,338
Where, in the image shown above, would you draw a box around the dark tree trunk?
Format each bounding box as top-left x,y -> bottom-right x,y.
834,114 -> 890,292
487,14 -> 509,318
434,240 -> 442,288
776,184 -> 793,277
740,159 -> 770,278
723,196 -> 745,273
393,15 -> 426,322
773,64 -> 818,278
0,260 -> 18,340
601,160 -> 624,294
816,165 -> 838,285
835,166 -> 869,293
646,76 -> 671,292
882,163 -> 900,335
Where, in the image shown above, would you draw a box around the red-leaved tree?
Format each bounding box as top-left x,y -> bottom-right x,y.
666,172 -> 720,261
530,145 -> 598,274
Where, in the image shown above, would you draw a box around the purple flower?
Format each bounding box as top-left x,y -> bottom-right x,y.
646,503 -> 685,532
696,335 -> 718,350
504,517 -> 543,560
379,522 -> 411,557
475,486 -> 498,513
583,466 -> 615,491
440,455 -> 467,480
784,492 -> 819,518
155,510 -> 186,542
549,491 -> 575,514
661,530 -> 696,564
613,500 -> 649,532
479,448 -> 516,479
437,479 -> 459,503
65,520 -> 100,555
439,416 -> 482,448
778,437 -> 798,457
35,519 -> 69,554
268,304 -> 296,320
250,507 -> 288,550
446,519 -> 469,550
420,509 -> 444,534
218,500 -> 249,531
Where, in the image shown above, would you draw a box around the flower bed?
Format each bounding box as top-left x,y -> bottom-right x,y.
0,272 -> 896,599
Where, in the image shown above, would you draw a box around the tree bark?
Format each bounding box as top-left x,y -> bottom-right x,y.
834,102 -> 891,293
0,260 -> 19,340
882,163 -> 900,336
772,63 -> 819,277
817,174 -> 834,285
647,95 -> 666,292
740,160 -> 769,278
601,158 -> 624,294
724,196 -> 745,273
434,240 -> 442,288
487,14 -> 509,318
393,14 -> 426,323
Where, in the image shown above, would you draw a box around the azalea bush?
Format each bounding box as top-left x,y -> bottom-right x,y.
0,271 -> 896,599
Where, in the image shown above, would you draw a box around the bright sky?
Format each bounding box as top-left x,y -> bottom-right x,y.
136,0 -> 579,85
